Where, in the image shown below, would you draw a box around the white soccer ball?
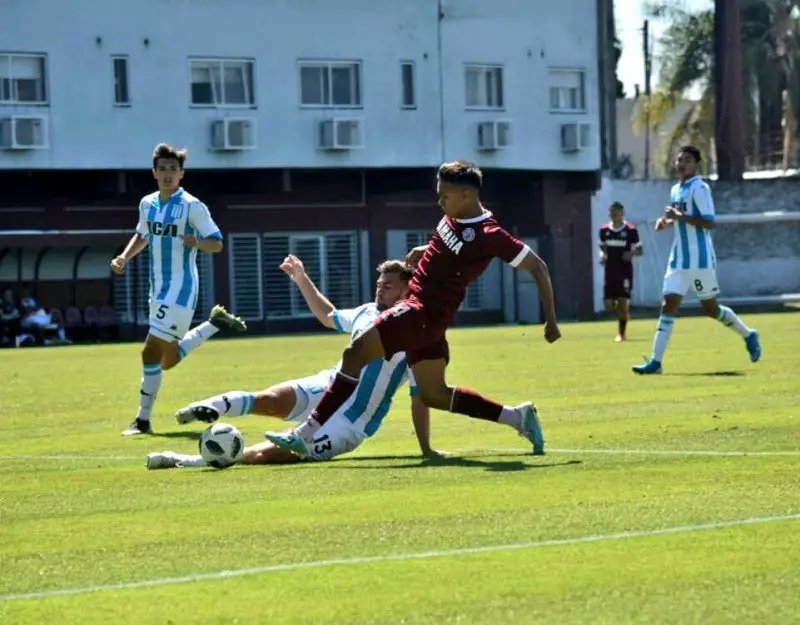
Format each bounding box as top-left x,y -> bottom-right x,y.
199,423 -> 244,469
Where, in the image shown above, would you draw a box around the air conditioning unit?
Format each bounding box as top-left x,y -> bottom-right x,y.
560,122 -> 591,153
210,118 -> 256,151
318,118 -> 363,150
0,116 -> 49,150
476,121 -> 512,151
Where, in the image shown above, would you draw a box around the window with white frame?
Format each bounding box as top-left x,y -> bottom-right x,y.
112,56 -> 130,106
400,61 -> 416,109
465,65 -> 503,109
299,61 -> 362,107
190,58 -> 255,107
404,231 -> 484,310
548,68 -> 586,112
0,53 -> 47,104
263,232 -> 360,318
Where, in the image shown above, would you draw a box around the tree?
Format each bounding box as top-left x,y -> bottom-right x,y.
614,34 -> 626,98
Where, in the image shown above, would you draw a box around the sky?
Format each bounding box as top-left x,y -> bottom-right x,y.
615,0 -> 713,99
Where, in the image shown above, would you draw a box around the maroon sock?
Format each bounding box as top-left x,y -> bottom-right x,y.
619,318 -> 628,336
450,387 -> 504,422
310,372 -> 359,426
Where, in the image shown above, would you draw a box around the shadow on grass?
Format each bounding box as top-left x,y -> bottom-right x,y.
670,370 -> 745,377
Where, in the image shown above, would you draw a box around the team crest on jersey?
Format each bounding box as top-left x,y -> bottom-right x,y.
462,227 -> 476,242
436,219 -> 464,255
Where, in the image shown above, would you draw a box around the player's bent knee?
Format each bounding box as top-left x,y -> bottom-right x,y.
419,386 -> 451,410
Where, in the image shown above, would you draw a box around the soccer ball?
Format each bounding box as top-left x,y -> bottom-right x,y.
199,423 -> 244,469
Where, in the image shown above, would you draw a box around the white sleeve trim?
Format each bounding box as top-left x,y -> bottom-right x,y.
509,244 -> 532,268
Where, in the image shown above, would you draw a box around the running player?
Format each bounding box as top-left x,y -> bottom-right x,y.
633,145 -> 761,374
110,143 -> 247,436
266,160 -> 560,458
598,201 -> 642,341
146,256 -> 437,469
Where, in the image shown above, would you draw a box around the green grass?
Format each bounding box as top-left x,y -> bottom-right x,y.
1,313 -> 799,624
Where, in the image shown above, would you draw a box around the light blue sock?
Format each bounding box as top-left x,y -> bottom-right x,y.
204,391 -> 256,417
651,314 -> 676,363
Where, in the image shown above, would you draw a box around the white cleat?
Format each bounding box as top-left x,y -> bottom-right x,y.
146,451 -> 183,470
175,403 -> 220,425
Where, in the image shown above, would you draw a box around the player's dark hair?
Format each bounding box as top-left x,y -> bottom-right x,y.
437,160 -> 483,191
678,145 -> 702,163
377,259 -> 413,282
610,201 -> 624,212
152,143 -> 188,169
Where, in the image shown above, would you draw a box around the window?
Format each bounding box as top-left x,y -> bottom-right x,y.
400,61 -> 416,109
299,61 -> 361,107
0,53 -> 47,104
465,65 -> 503,109
112,56 -> 130,106
548,69 -> 586,112
228,234 -> 264,321
404,231 -> 484,310
190,58 -> 255,107
263,232 -> 360,318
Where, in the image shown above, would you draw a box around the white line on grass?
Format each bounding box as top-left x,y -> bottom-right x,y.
2,512 -> 799,603
0,454 -> 139,461
538,448 -> 800,458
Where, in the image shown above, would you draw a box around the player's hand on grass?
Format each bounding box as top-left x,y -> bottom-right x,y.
279,254 -> 305,281
544,321 -> 561,343
110,256 -> 127,275
405,245 -> 427,268
180,234 -> 199,248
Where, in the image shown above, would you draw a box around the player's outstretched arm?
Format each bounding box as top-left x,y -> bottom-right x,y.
411,395 -> 443,459
280,254 -> 336,328
517,251 -> 560,342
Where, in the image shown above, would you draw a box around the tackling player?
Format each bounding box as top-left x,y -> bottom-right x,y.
266,160 -> 560,458
146,256 -> 438,469
633,146 -> 761,374
110,143 -> 247,436
598,201 -> 642,341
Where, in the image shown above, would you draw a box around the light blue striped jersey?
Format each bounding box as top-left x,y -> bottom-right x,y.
135,187 -> 222,309
668,175 -> 716,270
329,302 -> 418,437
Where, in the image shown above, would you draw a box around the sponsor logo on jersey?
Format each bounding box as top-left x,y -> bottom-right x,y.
436,219 -> 464,255
148,221 -> 179,237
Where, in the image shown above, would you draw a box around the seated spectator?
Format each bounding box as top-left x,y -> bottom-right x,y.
19,286 -> 71,346
0,287 -> 22,347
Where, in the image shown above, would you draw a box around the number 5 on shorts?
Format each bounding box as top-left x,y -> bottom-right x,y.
156,304 -> 169,320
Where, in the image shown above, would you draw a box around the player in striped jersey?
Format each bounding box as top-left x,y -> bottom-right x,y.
110,143 -> 247,436
145,256 -> 439,469
633,146 -> 761,374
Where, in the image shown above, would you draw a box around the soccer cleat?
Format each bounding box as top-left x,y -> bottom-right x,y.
517,402 -> 545,455
615,334 -> 626,343
146,451 -> 183,470
175,402 -> 220,425
122,418 -> 153,436
209,305 -> 247,333
632,358 -> 662,375
745,331 -> 761,363
265,429 -> 311,458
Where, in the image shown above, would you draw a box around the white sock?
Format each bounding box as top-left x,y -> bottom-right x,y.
177,321 -> 219,361
651,314 -> 676,363
204,391 -> 256,417
296,417 -> 322,442
175,453 -> 207,467
716,306 -> 751,338
498,406 -> 522,431
136,364 -> 162,421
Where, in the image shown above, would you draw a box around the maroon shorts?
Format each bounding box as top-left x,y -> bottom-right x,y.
603,277 -> 633,300
374,298 -> 450,366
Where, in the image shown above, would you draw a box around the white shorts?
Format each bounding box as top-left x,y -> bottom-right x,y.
148,300 -> 194,342
662,268 -> 720,300
306,414 -> 366,461
286,369 -> 335,421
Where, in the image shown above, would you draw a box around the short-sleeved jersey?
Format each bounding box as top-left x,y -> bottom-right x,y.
668,176 -> 716,271
408,210 -> 530,322
328,302 -> 418,437
135,187 -> 222,308
599,222 -> 639,282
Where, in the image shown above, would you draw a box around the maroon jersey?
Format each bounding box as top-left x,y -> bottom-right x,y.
408,211 -> 528,323
599,222 -> 639,283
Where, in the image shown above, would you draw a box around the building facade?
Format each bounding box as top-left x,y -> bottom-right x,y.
0,0 -> 602,333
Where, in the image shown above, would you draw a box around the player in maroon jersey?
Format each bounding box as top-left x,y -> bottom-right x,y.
598,202 -> 642,342
266,161 -> 561,457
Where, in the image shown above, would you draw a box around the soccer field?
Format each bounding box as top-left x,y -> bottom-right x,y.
1,313 -> 799,624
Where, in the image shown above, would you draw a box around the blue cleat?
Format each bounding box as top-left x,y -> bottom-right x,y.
518,402 -> 545,455
745,330 -> 761,363
632,358 -> 662,375
265,429 -> 311,458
